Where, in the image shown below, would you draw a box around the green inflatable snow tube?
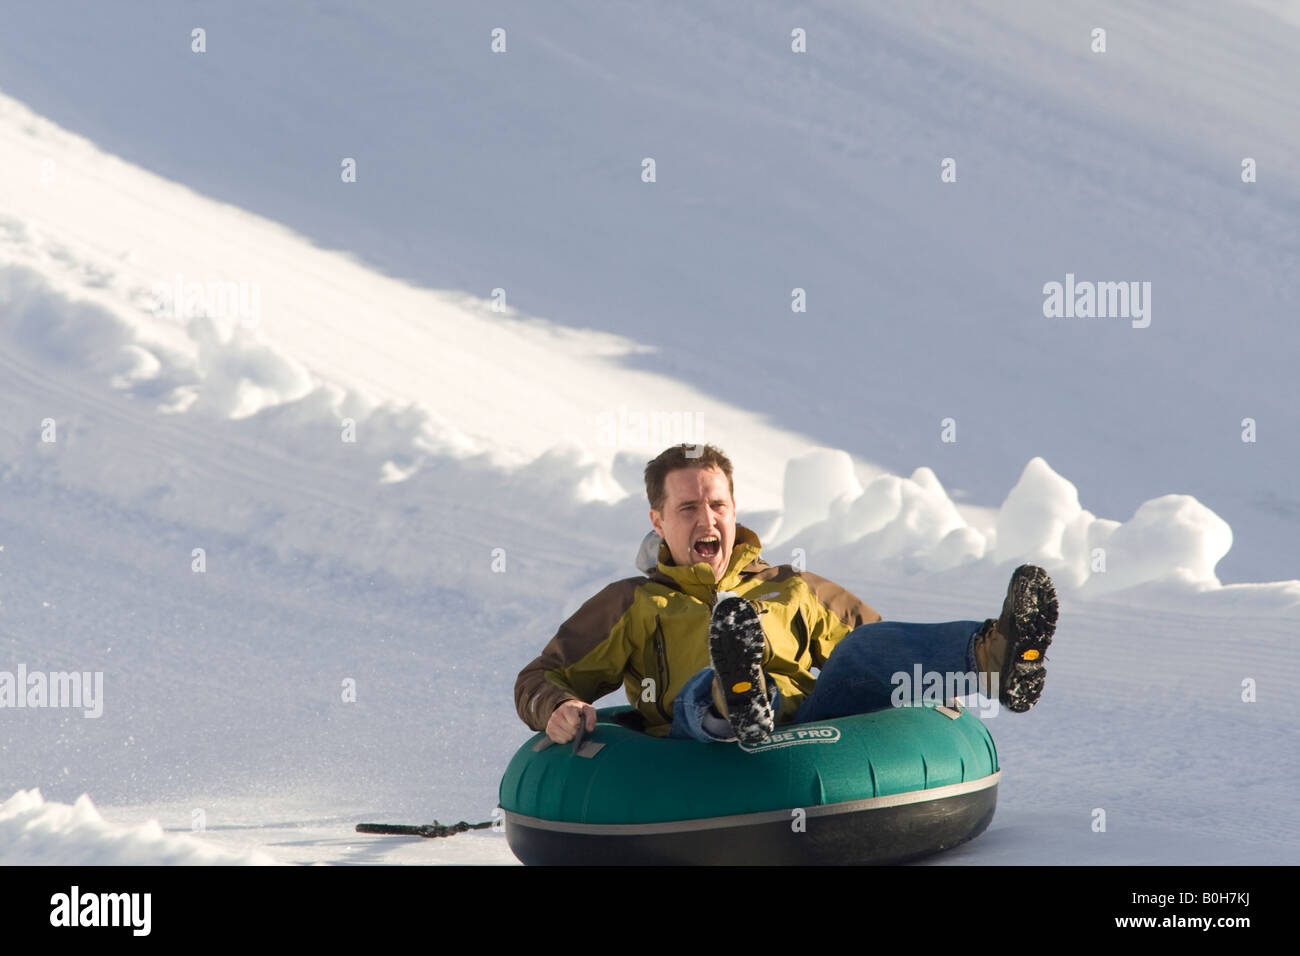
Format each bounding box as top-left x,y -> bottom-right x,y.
499,703 -> 999,865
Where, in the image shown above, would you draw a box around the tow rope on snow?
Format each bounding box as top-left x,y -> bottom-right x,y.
355,820 -> 494,839
357,729 -> 585,838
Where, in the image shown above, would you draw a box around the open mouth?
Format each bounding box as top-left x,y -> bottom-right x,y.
693,535 -> 721,560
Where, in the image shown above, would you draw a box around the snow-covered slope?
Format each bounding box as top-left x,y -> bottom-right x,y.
1,1 -> 1297,864
2,0 -> 1295,582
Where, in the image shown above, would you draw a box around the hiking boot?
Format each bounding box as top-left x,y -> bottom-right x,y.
973,565 -> 1059,713
709,591 -> 775,744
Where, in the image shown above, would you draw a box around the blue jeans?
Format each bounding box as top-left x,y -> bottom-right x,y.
668,620 -> 984,742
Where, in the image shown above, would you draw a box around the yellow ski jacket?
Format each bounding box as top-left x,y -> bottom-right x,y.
514,525 -> 881,737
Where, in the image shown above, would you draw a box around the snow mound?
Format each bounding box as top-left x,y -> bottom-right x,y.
1084,494 -> 1234,596
778,448 -> 863,539
0,790 -> 278,865
776,452 -> 1294,601
992,458 -> 1236,593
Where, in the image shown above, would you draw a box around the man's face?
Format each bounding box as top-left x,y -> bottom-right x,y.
649,466 -> 736,582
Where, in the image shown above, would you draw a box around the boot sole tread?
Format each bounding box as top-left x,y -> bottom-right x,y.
709,597 -> 774,744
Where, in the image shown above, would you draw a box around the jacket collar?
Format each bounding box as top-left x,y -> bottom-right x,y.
649,524 -> 767,601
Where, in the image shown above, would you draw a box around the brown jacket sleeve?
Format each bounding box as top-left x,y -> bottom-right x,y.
514,578 -> 643,732
799,571 -> 882,668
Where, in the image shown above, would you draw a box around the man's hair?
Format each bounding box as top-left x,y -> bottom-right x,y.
644,444 -> 734,513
